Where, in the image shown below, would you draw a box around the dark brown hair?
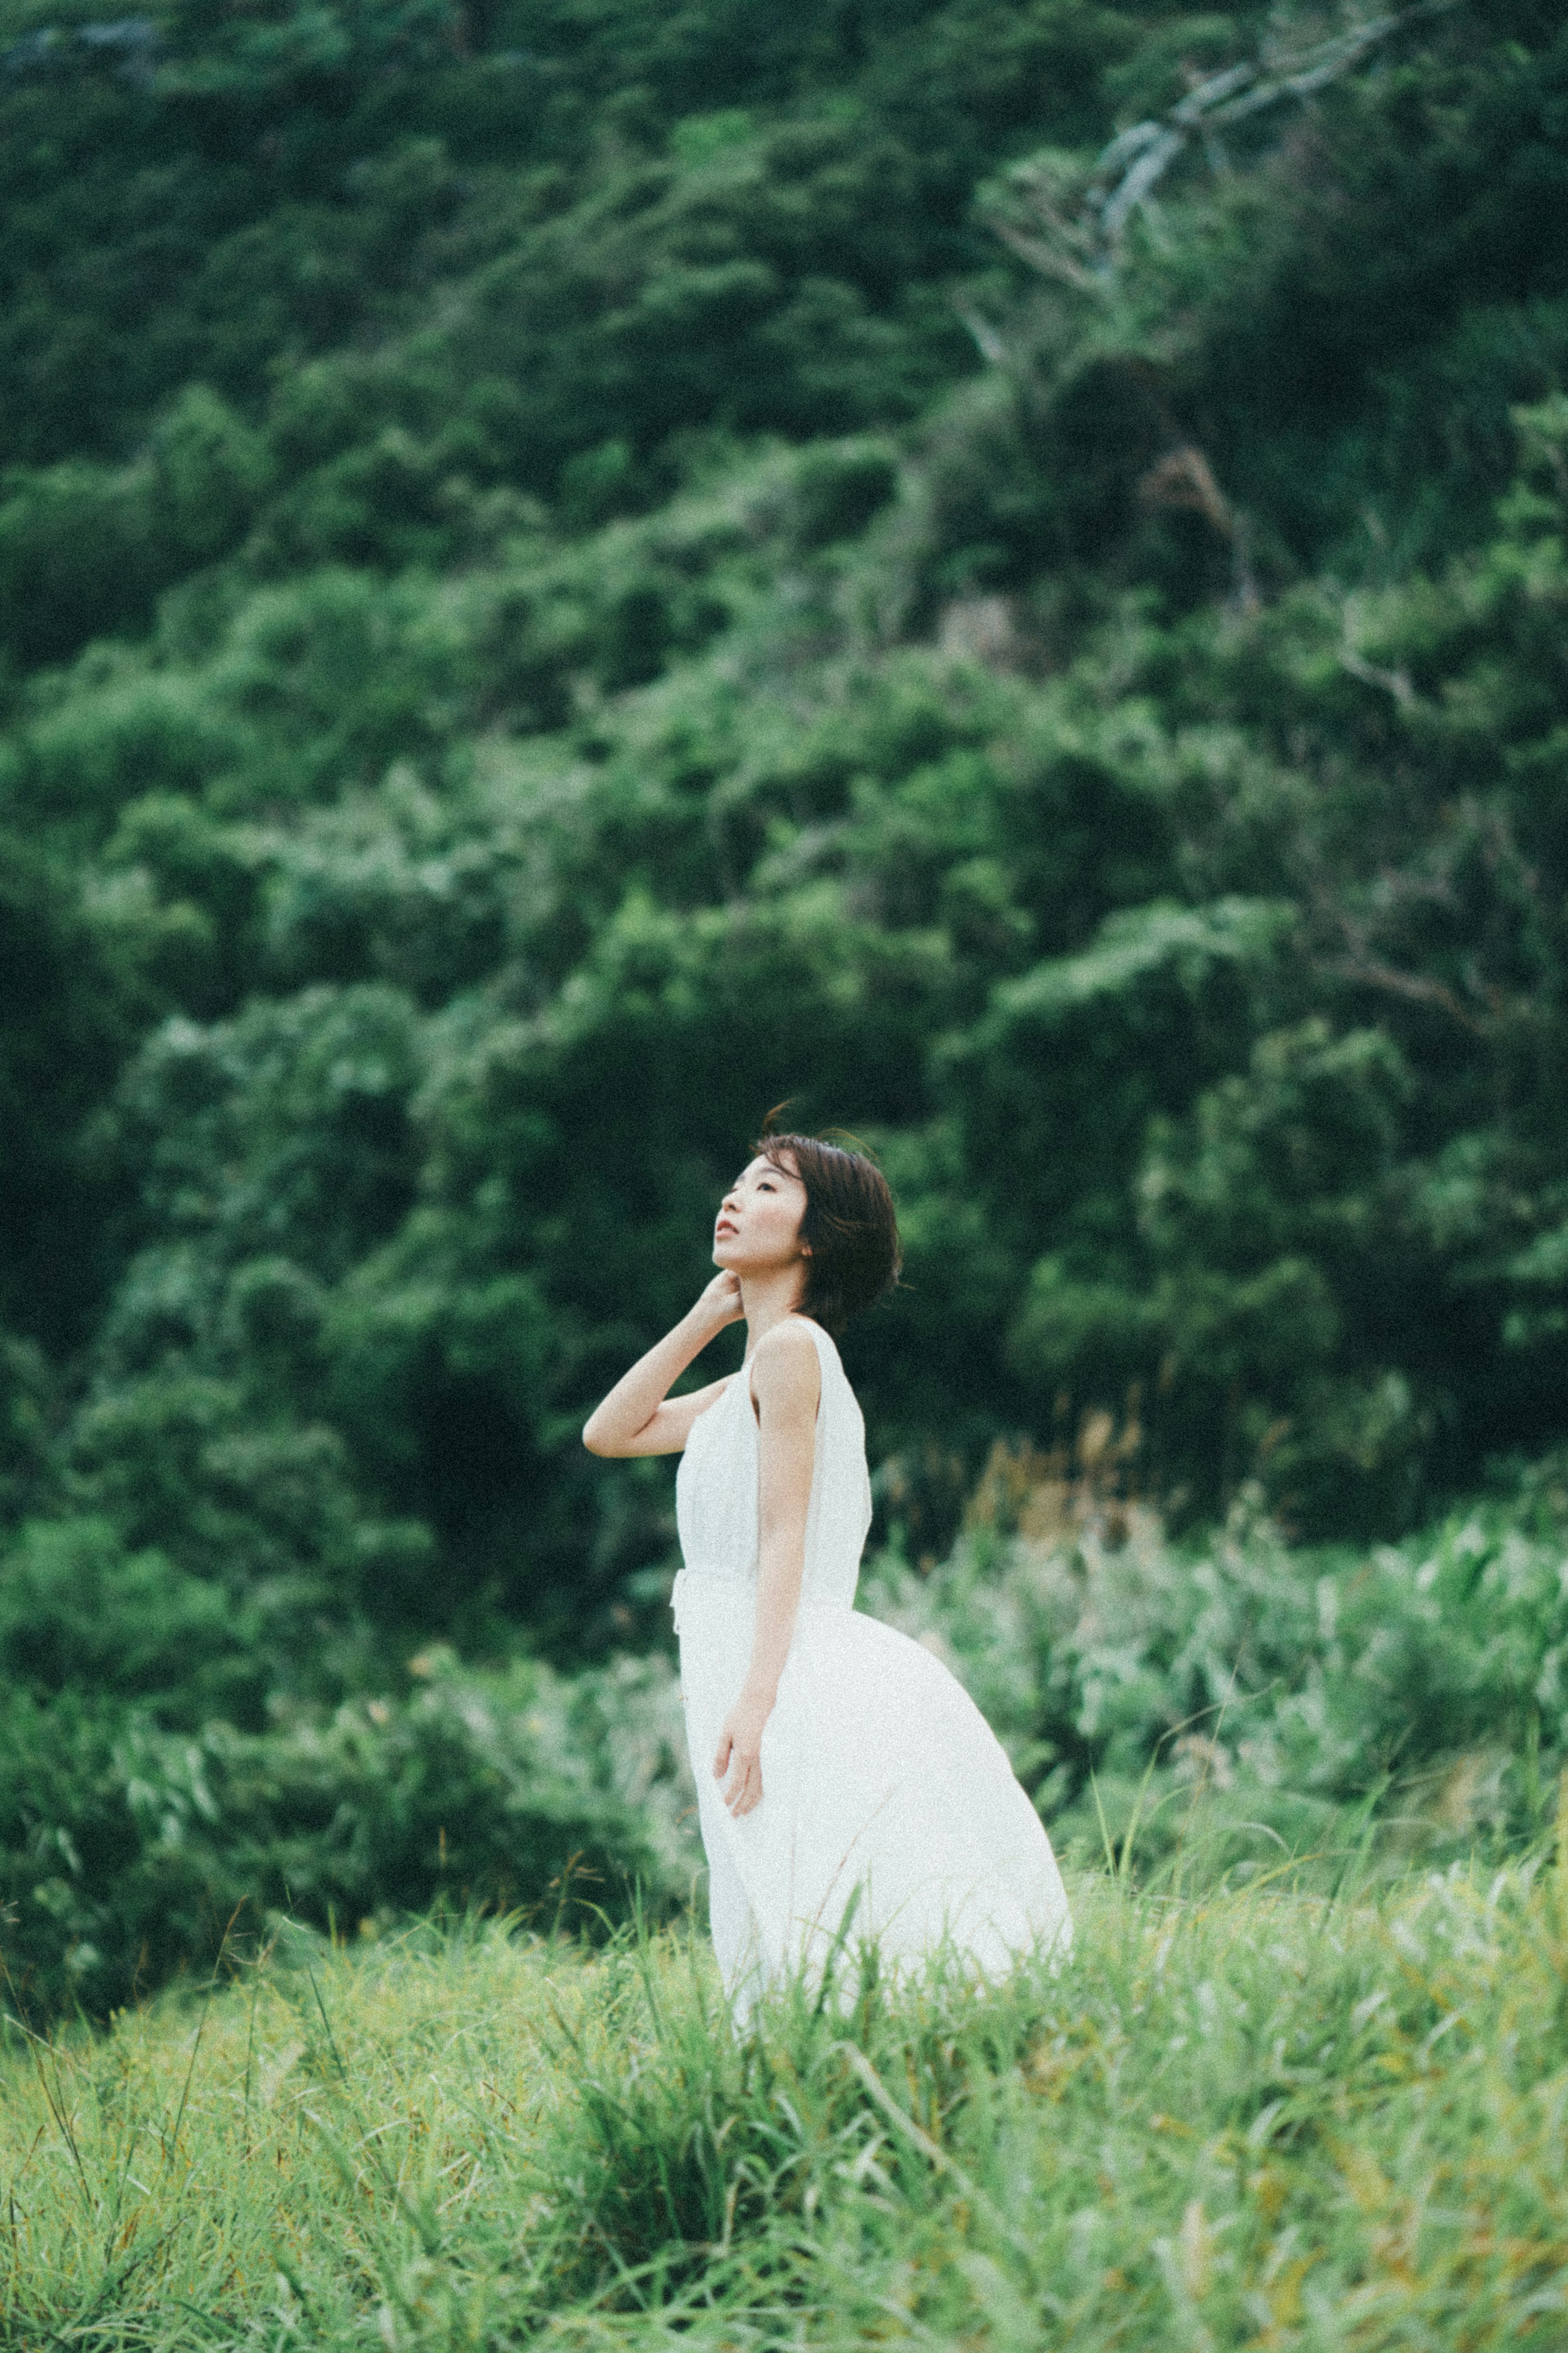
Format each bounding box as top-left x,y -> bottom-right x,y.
755,1117 -> 902,1336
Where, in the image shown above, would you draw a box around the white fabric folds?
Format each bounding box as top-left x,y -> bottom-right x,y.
674,1319 -> 1071,2021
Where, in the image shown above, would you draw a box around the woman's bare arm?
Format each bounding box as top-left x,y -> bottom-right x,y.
713,1318 -> 820,1815
581,1272 -> 742,1456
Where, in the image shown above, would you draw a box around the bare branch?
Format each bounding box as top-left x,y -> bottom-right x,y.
1138,445 -> 1234,536
986,220 -> 1102,297
1338,646 -> 1421,711
1099,128 -> 1185,242
1316,955 -> 1491,1035
979,2 -> 1459,301
951,299 -> 1009,366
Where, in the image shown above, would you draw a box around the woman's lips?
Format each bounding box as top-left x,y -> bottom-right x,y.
715,1219 -> 737,1237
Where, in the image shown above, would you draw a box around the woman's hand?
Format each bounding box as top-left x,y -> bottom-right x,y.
690,1269 -> 743,1335
714,1682 -> 775,1817
580,1273 -> 741,1458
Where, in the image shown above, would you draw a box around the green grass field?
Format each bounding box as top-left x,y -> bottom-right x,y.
5,1816 -> 1568,2351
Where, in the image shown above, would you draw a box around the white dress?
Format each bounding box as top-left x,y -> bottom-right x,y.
673,1318 -> 1071,2019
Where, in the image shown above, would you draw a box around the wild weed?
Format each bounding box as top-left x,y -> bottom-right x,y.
3,1831 -> 1568,2348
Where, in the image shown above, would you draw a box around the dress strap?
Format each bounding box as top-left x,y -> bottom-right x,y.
798,1316 -> 842,1396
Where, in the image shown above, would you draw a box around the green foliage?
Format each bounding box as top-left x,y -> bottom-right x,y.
6,1470 -> 1568,2017
3,0 -> 1568,2010
0,388 -> 271,666
0,1517 -> 258,1721
0,1639 -> 688,2018
868,1470 -> 1568,1867
5,1868 -> 1568,2345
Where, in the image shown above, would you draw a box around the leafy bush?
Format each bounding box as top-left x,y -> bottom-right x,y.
0,1644 -> 691,2018
866,1459 -> 1568,1870
0,1517 -> 261,1723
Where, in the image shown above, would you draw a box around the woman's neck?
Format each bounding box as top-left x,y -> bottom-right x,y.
739,1265 -> 808,1354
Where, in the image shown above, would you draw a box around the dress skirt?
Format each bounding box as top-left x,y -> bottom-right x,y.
675,1568 -> 1072,2020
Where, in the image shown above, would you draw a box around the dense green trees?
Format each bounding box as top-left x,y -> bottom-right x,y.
2,0 -> 1568,2003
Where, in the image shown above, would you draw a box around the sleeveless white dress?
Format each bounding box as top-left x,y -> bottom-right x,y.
673,1318 -> 1071,2019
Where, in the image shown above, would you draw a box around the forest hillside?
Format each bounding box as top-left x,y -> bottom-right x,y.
2,0 -> 1568,2010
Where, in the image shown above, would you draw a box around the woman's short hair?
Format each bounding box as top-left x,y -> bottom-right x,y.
755,1121 -> 902,1336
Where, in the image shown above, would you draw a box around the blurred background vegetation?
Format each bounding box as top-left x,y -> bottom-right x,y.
2,0 -> 1568,2014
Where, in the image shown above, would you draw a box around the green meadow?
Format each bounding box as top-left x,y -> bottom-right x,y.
6,1839 -> 1568,2351
3,4 -> 1568,2340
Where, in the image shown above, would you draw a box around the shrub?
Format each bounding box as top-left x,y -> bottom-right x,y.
0,1517 -> 263,1726
0,1645 -> 693,2019
864,1465 -> 1568,1872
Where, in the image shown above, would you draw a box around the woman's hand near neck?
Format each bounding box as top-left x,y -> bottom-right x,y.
580,1270 -> 742,1456
582,1146 -> 815,1456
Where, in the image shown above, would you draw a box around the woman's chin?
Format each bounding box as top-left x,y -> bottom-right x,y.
713,1238 -> 767,1275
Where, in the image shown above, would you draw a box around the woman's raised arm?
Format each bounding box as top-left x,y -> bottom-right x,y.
581,1272 -> 743,1456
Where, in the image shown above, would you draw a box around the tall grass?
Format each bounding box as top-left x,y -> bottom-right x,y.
4,1809 -> 1568,2349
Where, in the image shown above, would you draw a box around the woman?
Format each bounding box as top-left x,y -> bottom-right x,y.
584,1125 -> 1071,2019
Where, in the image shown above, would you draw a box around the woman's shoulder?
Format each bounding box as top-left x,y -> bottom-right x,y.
773,1314 -> 843,1365
746,1315 -> 828,1403
750,1316 -> 824,1369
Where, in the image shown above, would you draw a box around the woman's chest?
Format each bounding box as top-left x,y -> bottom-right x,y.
677,1385 -> 760,1554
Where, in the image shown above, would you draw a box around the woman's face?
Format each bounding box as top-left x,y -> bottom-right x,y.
713,1153 -> 808,1276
